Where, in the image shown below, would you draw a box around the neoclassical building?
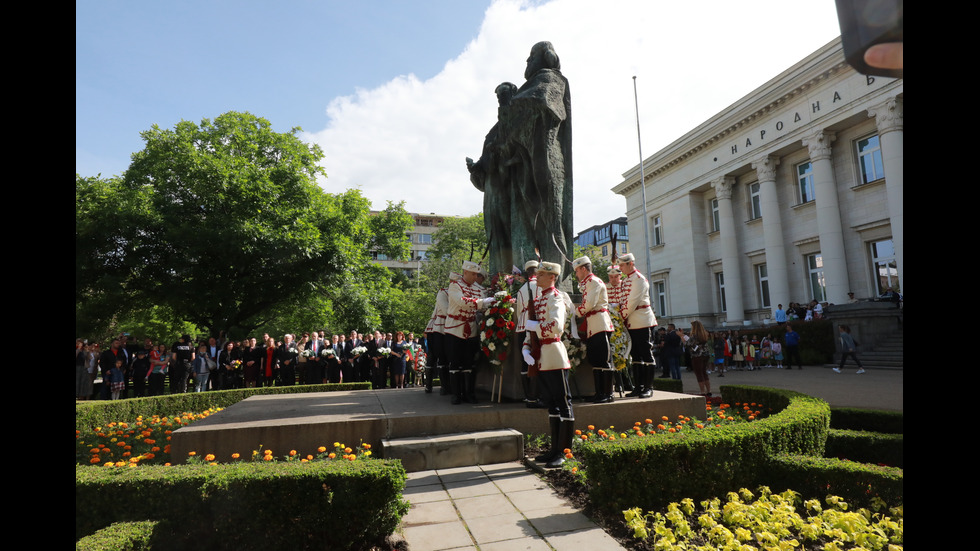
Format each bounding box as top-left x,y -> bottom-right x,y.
612,37 -> 902,327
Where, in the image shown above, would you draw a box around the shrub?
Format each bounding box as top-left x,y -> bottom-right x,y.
765,453 -> 903,508
831,407 -> 904,433
580,385 -> 830,513
75,459 -> 409,550
826,429 -> 903,467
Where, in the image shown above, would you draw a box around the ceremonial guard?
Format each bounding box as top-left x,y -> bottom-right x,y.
572,256 -> 615,403
424,273 -> 456,394
618,253 -> 658,398
445,261 -> 494,404
522,261 -> 574,468
514,260 -> 544,407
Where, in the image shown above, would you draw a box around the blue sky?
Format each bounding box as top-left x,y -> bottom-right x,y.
77,0 -> 843,231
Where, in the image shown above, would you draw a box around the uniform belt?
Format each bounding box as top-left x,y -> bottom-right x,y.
585,308 -> 609,318
540,338 -> 561,345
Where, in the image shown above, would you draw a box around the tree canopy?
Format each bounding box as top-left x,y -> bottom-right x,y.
76,111 -> 413,339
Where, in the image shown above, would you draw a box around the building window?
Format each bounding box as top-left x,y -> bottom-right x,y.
749,182 -> 762,220
710,198 -> 720,232
807,254 -> 826,302
651,214 -> 663,245
372,251 -> 389,261
654,280 -> 667,317
601,244 -> 608,257
757,264 -> 771,309
870,239 -> 899,294
418,234 -> 433,244
797,162 -> 814,203
716,272 -> 727,312
857,135 -> 884,184
619,242 -> 628,254
617,223 -> 629,238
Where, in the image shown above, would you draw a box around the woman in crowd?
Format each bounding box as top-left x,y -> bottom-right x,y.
390,331 -> 407,389
218,340 -> 241,389
243,338 -> 259,388
193,343 -> 211,392
685,321 -> 712,396
148,343 -> 168,396
263,337 -> 278,386
76,340 -> 93,400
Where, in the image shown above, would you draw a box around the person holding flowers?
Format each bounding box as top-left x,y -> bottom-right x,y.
572,255 -> 615,403
522,261 -> 574,469
446,261 -> 496,404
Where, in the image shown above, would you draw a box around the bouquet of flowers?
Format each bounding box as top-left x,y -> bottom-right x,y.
230,359 -> 243,371
301,349 -> 315,358
377,347 -> 391,357
321,348 -> 335,359
351,346 -> 367,357
608,303 -> 632,371
480,287 -> 517,371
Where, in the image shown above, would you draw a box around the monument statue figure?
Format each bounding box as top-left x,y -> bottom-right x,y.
467,41 -> 573,278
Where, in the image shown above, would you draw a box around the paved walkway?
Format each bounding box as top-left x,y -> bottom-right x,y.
397,364 -> 902,549
400,461 -> 625,551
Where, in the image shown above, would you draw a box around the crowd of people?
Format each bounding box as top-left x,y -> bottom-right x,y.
75,329 -> 429,401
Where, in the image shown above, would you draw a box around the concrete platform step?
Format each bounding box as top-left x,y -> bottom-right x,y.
382,429 -> 524,472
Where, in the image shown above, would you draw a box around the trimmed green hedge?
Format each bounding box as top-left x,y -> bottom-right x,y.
765,453 -> 903,508
76,521 -> 158,551
826,429 -> 903,468
75,459 -> 408,550
830,407 -> 904,433
580,385 -> 831,513
650,377 -> 683,393
76,383 -> 370,430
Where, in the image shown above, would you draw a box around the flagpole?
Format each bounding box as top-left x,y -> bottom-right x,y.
633,76 -> 654,307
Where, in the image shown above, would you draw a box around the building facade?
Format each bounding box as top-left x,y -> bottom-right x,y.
612,37 -> 903,327
574,216 -> 630,266
372,212 -> 449,277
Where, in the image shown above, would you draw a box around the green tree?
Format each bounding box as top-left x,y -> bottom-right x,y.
77,111 -> 412,338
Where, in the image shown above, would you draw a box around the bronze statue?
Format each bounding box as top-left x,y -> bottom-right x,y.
467,41 -> 573,277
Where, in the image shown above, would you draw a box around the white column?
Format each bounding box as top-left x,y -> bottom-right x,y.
713,176 -> 743,323
752,155 -> 790,318
802,130 -> 850,304
868,97 -> 903,293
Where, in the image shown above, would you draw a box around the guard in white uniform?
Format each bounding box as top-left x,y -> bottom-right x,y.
445,261 -> 494,404
522,261 -> 574,468
572,256 -> 615,403
618,253 -> 658,398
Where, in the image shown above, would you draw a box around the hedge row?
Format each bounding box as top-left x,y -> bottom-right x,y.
75,459 -> 408,551
579,385 -> 831,513
76,383 -> 371,431
830,406 -> 904,433
825,428 -> 904,468
764,453 -> 904,508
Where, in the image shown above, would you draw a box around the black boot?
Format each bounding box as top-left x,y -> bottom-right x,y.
546,420 -> 574,469
597,370 -> 614,403
535,417 -> 561,462
639,362 -> 654,398
464,371 -> 478,403
440,365 -> 450,395
424,367 -> 433,393
591,369 -> 604,403
451,372 -> 463,405
626,364 -> 642,397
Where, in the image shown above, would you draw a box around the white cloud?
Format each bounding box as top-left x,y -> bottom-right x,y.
305,0 -> 842,231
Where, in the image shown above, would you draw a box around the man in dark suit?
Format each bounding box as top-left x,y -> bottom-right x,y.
306,331 -> 325,385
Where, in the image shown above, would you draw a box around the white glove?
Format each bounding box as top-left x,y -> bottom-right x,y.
525,320 -> 540,332
522,350 -> 534,365
482,297 -> 495,306
609,302 -> 619,308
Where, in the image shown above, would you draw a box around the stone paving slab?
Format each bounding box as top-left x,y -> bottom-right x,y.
398,462 -> 628,551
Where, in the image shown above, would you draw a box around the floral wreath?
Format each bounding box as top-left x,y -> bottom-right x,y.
480,281 -> 517,373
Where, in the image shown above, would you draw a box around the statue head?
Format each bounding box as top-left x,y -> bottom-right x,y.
495,82 -> 517,107
525,41 -> 560,80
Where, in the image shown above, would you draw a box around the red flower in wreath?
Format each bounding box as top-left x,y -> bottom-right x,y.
507,321 -> 516,330
497,330 -> 506,340
495,318 -> 505,328
498,351 -> 507,361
